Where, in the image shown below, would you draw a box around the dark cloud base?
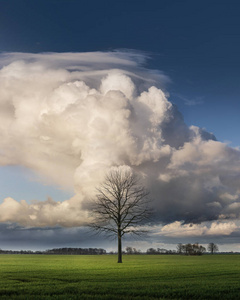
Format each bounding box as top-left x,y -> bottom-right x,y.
0,223 -> 239,252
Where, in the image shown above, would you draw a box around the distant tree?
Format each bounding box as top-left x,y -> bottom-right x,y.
176,243 -> 183,254
147,248 -> 158,254
132,247 -> 141,254
90,167 -> 151,263
199,245 -> 206,255
208,243 -> 219,254
126,246 -> 133,254
186,243 -> 193,255
193,243 -> 206,255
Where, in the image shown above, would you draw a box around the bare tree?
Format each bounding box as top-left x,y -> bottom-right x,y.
176,243 -> 183,254
207,243 -> 219,254
90,167 -> 151,263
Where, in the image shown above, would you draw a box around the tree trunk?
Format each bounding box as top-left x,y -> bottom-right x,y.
118,232 -> 122,263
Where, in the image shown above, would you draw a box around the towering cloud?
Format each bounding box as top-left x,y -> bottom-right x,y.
0,51 -> 240,229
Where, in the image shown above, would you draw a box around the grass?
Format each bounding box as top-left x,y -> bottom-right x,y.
0,254 -> 240,299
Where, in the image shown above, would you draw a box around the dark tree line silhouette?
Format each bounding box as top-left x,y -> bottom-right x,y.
0,248 -> 106,255
0,243 -> 222,255
145,248 -> 177,254
45,248 -> 106,255
176,243 -> 206,255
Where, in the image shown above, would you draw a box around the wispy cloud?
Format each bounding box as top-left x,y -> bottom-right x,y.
173,93 -> 204,106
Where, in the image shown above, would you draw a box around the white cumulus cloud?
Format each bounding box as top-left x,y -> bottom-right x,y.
0,51 -> 240,230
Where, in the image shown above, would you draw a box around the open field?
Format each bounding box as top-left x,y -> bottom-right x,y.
0,254 -> 240,299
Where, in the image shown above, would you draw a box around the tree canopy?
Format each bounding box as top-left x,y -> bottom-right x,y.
90,166 -> 151,263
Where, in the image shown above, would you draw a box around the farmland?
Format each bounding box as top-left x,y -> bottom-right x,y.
0,254 -> 240,299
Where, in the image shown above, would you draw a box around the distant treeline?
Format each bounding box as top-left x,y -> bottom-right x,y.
126,243 -> 224,256
124,247 -> 177,255
0,243 -> 237,255
0,248 -> 106,255
46,248 -> 106,255
125,244 -> 206,255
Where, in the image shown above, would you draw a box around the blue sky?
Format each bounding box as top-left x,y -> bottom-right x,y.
0,0 -> 240,251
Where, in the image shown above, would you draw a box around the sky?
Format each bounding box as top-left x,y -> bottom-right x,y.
0,0 -> 240,252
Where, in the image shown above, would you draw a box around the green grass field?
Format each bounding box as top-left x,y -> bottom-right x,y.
0,254 -> 240,299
